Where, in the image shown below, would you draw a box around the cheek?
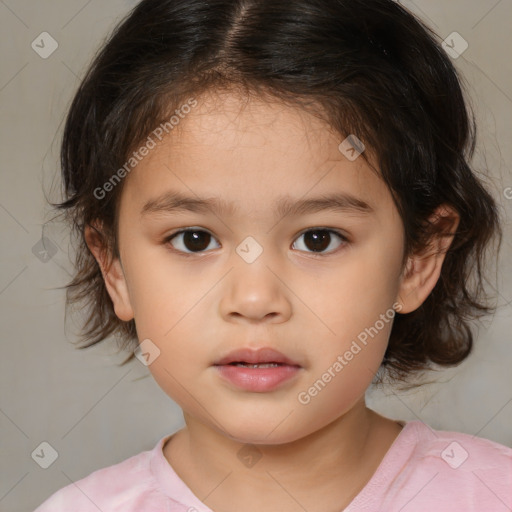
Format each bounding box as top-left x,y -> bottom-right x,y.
295,314 -> 394,427
303,249 -> 400,339
295,241 -> 401,395
122,246 -> 197,335
124,248 -> 214,368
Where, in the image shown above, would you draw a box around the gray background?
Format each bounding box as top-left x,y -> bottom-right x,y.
0,1 -> 511,511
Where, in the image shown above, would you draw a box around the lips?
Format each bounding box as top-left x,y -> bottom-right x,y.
213,347 -> 303,392
213,347 -> 301,367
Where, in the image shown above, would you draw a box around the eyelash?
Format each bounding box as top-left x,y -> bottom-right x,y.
162,227 -> 349,257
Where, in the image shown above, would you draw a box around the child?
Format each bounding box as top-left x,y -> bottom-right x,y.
35,0 -> 511,510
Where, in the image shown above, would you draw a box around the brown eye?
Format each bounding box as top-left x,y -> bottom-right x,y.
292,229 -> 347,254
166,229 -> 220,254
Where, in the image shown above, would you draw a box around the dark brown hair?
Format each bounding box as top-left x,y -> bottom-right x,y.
52,0 -> 502,388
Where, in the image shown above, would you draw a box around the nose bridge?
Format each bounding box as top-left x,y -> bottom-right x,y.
219,234 -> 291,322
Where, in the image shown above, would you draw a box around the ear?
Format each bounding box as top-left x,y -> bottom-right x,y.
396,204 -> 460,314
84,223 -> 134,322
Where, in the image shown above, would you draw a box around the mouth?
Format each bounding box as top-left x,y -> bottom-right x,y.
213,347 -> 302,367
213,347 -> 302,392
226,362 -> 286,368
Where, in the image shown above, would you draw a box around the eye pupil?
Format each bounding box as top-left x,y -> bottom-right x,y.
304,230 -> 331,252
184,231 -> 210,252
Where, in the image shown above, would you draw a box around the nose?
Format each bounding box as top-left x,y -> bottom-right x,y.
218,255 -> 292,324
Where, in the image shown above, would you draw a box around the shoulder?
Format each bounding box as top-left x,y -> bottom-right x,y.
409,420 -> 512,470
399,420 -> 512,509
32,441 -> 161,512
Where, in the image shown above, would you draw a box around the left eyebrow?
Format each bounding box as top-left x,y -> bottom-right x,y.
140,190 -> 374,219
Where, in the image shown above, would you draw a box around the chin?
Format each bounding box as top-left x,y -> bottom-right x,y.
212,414 -> 312,446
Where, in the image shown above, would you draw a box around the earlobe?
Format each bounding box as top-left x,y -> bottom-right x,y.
396,205 -> 460,314
84,224 -> 135,322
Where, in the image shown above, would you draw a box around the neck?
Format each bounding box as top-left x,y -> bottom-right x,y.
163,401 -> 402,512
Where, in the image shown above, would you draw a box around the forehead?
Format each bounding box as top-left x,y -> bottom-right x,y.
119,89 -> 392,222
170,89 -> 338,156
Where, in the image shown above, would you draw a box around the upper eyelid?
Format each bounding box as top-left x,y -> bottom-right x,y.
166,226 -> 348,238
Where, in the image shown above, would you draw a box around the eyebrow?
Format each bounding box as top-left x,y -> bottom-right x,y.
140,190 -> 374,219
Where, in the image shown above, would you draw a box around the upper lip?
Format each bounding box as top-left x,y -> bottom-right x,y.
213,347 -> 301,367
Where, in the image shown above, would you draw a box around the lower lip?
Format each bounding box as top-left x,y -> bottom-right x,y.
214,364 -> 301,392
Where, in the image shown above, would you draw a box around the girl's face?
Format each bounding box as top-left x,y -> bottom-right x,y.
105,90 -> 408,444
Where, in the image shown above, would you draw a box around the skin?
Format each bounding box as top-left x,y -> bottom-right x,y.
86,88 -> 459,512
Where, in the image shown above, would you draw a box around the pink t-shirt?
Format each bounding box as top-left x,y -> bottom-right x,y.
33,419 -> 512,511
